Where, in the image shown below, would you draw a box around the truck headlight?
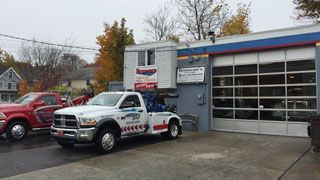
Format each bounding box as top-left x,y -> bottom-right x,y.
79,117 -> 97,126
0,112 -> 6,120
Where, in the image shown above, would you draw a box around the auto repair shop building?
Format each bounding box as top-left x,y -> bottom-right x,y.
122,24 -> 320,137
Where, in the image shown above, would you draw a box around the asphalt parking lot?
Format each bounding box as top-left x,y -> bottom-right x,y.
1,131 -> 319,180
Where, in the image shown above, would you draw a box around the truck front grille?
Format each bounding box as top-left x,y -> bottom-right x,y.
54,114 -> 78,128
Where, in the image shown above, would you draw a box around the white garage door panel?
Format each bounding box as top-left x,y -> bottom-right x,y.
212,55 -> 233,66
287,123 -> 308,137
286,47 -> 315,60
235,121 -> 259,133
260,122 -> 287,136
212,119 -> 235,131
259,50 -> 285,63
234,53 -> 258,65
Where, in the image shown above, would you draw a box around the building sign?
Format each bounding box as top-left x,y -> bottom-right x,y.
177,67 -> 205,83
135,67 -> 158,89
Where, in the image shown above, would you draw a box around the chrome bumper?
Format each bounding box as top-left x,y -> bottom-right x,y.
51,126 -> 95,142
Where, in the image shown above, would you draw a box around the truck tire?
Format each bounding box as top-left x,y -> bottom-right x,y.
6,121 -> 28,141
161,121 -> 179,140
56,139 -> 75,148
95,128 -> 117,154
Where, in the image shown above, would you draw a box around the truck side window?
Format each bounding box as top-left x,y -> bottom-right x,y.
39,96 -> 58,105
122,95 -> 141,107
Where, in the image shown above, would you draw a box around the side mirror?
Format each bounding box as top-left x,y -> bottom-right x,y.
33,101 -> 45,108
120,101 -> 135,109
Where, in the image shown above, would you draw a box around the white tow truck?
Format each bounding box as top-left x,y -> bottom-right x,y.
51,91 -> 182,153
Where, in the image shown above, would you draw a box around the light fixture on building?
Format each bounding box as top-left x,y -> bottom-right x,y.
208,31 -> 216,43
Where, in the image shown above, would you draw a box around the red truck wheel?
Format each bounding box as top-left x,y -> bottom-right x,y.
6,121 -> 28,141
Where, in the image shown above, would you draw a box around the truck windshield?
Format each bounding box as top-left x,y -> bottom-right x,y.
87,94 -> 123,106
14,93 -> 38,105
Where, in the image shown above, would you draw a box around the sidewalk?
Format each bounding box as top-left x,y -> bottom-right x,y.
3,131 -> 320,180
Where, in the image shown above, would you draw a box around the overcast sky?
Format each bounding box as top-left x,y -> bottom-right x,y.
0,0 -> 307,63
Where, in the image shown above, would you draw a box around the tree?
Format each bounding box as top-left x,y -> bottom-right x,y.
175,0 -> 229,40
19,41 -> 70,90
294,0 -> 320,22
167,35 -> 180,43
144,5 -> 178,41
0,48 -> 15,64
219,3 -> 251,37
0,49 -> 32,82
61,53 -> 86,71
95,18 -> 135,93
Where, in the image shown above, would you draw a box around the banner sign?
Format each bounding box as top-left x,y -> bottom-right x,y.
135,67 -> 158,89
177,67 -> 205,83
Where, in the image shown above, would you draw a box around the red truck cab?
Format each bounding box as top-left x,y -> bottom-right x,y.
0,92 -> 64,141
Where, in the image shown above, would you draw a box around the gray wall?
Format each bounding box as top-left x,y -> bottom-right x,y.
166,55 -> 211,132
109,81 -> 124,92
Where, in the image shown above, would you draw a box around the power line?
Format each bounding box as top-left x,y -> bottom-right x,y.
0,33 -> 181,53
0,33 -> 99,51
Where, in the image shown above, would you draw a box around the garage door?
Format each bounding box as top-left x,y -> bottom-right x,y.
211,47 -> 317,137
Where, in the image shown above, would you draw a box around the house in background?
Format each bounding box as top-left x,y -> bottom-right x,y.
0,67 -> 22,102
59,67 -> 95,90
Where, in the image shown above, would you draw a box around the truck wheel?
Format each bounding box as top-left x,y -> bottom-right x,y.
95,128 -> 117,154
6,121 -> 28,141
56,139 -> 74,148
161,121 -> 179,140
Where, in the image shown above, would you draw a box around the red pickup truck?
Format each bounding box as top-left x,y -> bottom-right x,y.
0,92 -> 90,141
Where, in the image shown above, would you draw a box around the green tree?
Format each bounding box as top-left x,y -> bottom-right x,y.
95,18 -> 135,93
294,0 -> 320,22
219,3 -> 251,37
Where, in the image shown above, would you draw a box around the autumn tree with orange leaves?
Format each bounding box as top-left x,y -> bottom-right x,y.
219,3 -> 251,37
95,18 -> 135,93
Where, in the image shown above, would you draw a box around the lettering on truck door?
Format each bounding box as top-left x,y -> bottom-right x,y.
119,95 -> 147,135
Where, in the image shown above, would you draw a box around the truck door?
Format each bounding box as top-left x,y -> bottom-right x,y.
119,95 -> 147,135
33,95 -> 63,127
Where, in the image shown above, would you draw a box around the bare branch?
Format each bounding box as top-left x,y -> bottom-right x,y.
175,0 -> 230,40
144,5 -> 178,41
19,40 -> 72,90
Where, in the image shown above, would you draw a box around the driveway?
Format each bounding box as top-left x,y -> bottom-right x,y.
3,131 -> 320,180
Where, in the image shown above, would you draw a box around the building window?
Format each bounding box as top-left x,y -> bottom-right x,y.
147,50 -> 155,65
0,82 -> 3,90
138,51 -> 145,66
1,94 -> 9,102
7,83 -> 12,90
9,71 -> 13,78
86,80 -> 90,86
11,82 -> 17,90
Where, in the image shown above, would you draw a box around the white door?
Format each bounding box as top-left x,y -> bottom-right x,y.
119,95 -> 147,135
